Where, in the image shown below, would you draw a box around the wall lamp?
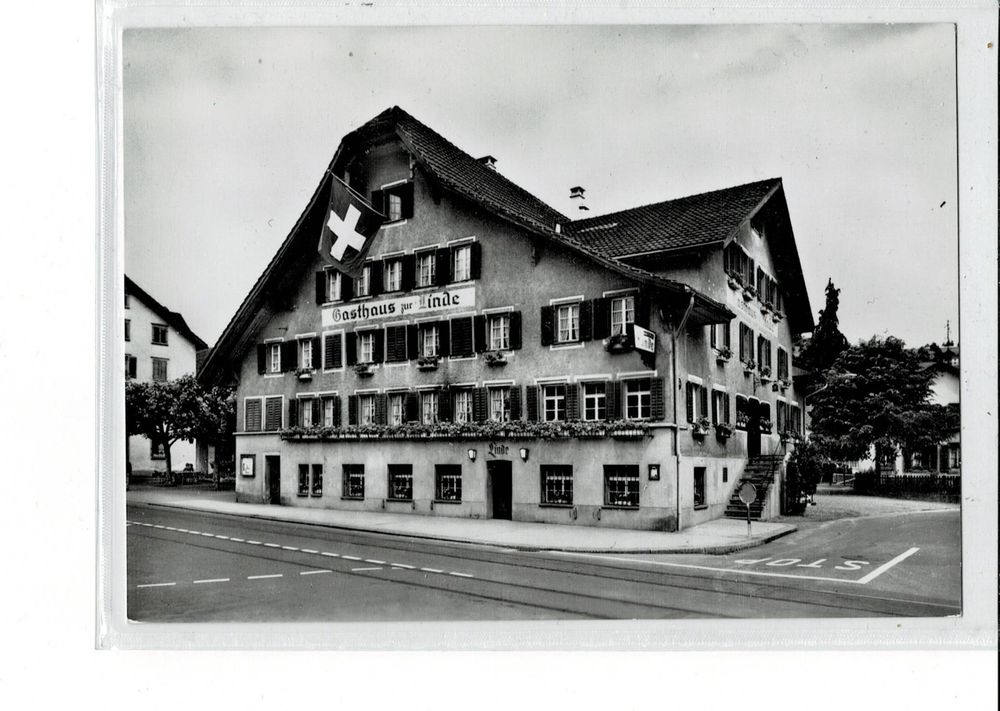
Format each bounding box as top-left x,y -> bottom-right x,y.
519,447 -> 530,462
467,448 -> 477,462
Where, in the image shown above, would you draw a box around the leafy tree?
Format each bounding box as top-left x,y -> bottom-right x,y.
784,438 -> 830,514
798,278 -> 850,372
808,336 -> 957,475
126,375 -> 234,485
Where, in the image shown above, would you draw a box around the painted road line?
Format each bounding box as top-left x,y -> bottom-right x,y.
300,569 -> 332,576
214,535 -> 230,540
364,559 -> 386,565
301,549 -> 318,554
857,547 -> 921,585
194,578 -> 230,584
137,582 -> 176,588
176,528 -> 189,533
389,563 -> 415,569
342,555 -> 362,561
247,574 -> 283,580
188,530 -> 200,535
230,537 -> 245,542
246,540 -> 262,545
351,567 -> 383,572
448,572 -> 475,578
263,543 -> 281,548
281,546 -> 300,551
200,532 -> 215,537
164,526 -> 178,531
420,567 -> 444,574
320,552 -> 340,558
152,524 -> 164,529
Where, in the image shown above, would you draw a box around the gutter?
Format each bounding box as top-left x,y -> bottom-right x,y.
671,292 -> 696,532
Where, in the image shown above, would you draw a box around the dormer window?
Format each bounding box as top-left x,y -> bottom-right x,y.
372,182 -> 414,224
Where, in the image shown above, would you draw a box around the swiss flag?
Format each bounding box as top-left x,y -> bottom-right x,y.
317,174 -> 385,278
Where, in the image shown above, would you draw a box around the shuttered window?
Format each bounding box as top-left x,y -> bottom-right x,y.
611,295 -> 635,336
542,384 -> 567,422
359,394 -> 377,425
264,396 -> 282,431
151,357 -> 168,382
711,390 -> 730,425
324,333 -> 343,370
488,313 -> 510,350
582,382 -> 606,421
421,391 -> 439,424
244,399 -> 262,432
388,393 -> 406,425
624,378 -> 651,420
416,250 -> 436,287
556,303 -> 580,343
452,389 -> 474,424
385,325 -> 408,363
777,348 -> 789,380
488,387 -> 511,422
685,381 -> 709,423
450,317 -> 474,357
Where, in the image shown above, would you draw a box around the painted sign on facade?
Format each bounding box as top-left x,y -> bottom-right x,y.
321,286 -> 475,327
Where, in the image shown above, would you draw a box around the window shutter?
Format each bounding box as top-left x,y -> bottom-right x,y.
340,274 -> 354,302
710,324 -> 717,348
435,248 -> 451,286
525,385 -> 539,422
257,344 -> 266,375
509,311 -> 522,350
315,271 -> 326,305
579,300 -> 593,342
700,386 -> 708,421
400,182 -> 414,219
540,306 -> 554,346
473,315 -> 487,353
288,399 -> 299,427
437,320 -> 450,356
592,298 -> 610,340
312,398 -> 321,426
470,242 -> 482,280
725,393 -> 731,423
401,253 -> 416,291
370,190 -> 384,216
312,336 -> 321,366
635,289 -> 651,328
345,332 -> 357,366
473,388 -> 487,421
451,317 -> 473,357
372,328 -> 385,364
282,341 -> 297,372
724,321 -> 732,348
606,380 -> 621,420
369,260 -> 383,297
406,324 -> 419,360
651,378 -> 665,421
347,395 -> 358,426
324,333 -> 340,370
509,386 -> 522,420
375,394 -> 387,425
405,392 -> 419,422
437,388 -> 452,422
565,384 -> 580,420
385,326 -> 405,363
685,382 -> 694,423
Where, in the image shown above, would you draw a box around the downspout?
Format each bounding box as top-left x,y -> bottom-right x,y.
671,292 -> 696,532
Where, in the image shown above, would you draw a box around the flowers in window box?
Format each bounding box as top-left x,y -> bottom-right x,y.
760,301 -> 773,315
354,362 -> 374,377
715,422 -> 734,439
483,350 -> 507,367
759,365 -> 772,382
606,332 -> 633,354
715,346 -> 733,363
726,271 -> 743,290
735,414 -> 749,429
779,378 -> 791,391
692,416 -> 711,438
416,355 -> 440,371
742,284 -> 757,301
294,367 -> 314,381
772,310 -> 784,323
743,358 -> 756,374
759,418 -> 773,434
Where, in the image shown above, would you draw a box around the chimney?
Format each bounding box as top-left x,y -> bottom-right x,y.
569,186 -> 589,211
477,155 -> 497,171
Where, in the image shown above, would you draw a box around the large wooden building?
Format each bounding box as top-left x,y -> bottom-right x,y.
199,107 -> 813,531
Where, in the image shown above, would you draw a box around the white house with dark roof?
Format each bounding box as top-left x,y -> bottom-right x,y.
199,106 -> 813,530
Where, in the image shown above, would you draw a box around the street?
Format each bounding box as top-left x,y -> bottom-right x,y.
127,502 -> 961,621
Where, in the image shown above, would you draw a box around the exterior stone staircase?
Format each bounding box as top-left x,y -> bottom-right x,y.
724,454 -> 784,520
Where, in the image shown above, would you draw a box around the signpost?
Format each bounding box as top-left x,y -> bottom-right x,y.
738,481 -> 758,537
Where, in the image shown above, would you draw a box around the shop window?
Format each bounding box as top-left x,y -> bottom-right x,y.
298,464 -> 310,496
694,467 -> 706,508
582,382 -> 607,421
151,357 -> 168,382
387,464 -> 413,501
542,384 -> 567,422
540,465 -> 574,506
624,378 -> 651,420
435,464 -> 462,502
488,386 -> 511,422
342,464 -> 365,500
604,465 -> 640,508
151,323 -> 169,345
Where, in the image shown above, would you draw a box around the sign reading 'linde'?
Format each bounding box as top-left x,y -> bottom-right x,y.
321,286 -> 476,327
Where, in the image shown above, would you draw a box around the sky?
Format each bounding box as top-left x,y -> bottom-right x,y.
123,24 -> 959,350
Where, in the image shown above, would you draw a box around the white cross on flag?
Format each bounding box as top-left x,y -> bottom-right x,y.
317,174 -> 385,278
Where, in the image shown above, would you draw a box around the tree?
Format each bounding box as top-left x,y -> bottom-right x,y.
808,336 -> 957,475
126,375 -> 235,485
798,278 -> 850,372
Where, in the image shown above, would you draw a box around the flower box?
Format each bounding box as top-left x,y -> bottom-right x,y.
743,359 -> 756,375
779,378 -> 791,391
772,311 -> 784,323
416,355 -> 440,371
483,351 -> 508,367
295,368 -> 314,382
606,333 -> 633,354
759,366 -> 772,383
691,418 -> 711,438
354,363 -> 374,377
727,274 -> 743,290
715,346 -> 733,364
760,302 -> 771,315
742,285 -> 756,301
715,423 -> 734,440
759,418 -> 773,434
735,416 -> 749,430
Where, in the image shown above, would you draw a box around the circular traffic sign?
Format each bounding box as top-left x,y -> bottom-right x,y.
738,482 -> 757,505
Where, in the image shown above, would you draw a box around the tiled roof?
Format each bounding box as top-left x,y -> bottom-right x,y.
125,275 -> 208,351
564,178 -> 781,258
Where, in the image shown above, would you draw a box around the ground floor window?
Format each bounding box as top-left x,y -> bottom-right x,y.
312,464 -> 323,496
948,444 -> 961,470
694,466 -> 706,507
540,465 -> 573,505
388,464 -> 413,501
264,396 -> 282,431
435,464 -> 462,502
604,464 -> 639,508
298,464 -> 310,496
343,464 -> 365,500
735,395 -> 749,429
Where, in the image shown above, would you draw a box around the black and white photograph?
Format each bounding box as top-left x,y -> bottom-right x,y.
115,21 -> 976,627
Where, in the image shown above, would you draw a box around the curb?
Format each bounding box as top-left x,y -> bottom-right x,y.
133,499 -> 796,555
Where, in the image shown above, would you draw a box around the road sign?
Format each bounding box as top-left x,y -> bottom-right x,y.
738,482 -> 757,505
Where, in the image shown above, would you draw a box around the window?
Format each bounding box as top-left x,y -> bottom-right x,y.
300,398 -> 315,428
124,319 -> 130,342
610,295 -> 635,336
387,464 -> 413,501
452,244 -> 472,282
388,393 -> 406,425
541,465 -> 573,505
711,322 -> 731,350
355,264 -> 371,297
488,313 -> 510,350
416,251 -> 436,287
125,355 -> 137,379
264,396 -> 283,430
323,397 -> 337,427
686,381 -> 709,423
624,379 -> 651,420
488,386 -> 511,422
757,336 -> 772,372
789,404 -> 802,435
151,323 -> 169,345
383,259 -> 403,292
723,467 -> 729,484
435,464 -> 462,502
151,357 -> 168,382
739,323 -> 755,363
711,389 -> 730,425
777,348 -> 789,380
312,464 -> 323,496
387,192 -> 403,222
358,394 -> 376,425
358,331 -> 375,364
582,382 -> 607,421
150,441 -> 165,460
378,182 -> 413,223
453,389 -> 474,424
421,391 -> 439,424
694,467 -> 706,507
735,395 -> 749,429
604,465 -> 640,508
556,303 -> 580,343
125,293 -> 130,309
298,464 -> 310,496
420,324 -> 439,357
342,464 -> 365,500
326,270 -> 342,302
300,339 -> 314,370
542,384 -> 567,422
269,343 -> 282,373
245,399 -> 262,432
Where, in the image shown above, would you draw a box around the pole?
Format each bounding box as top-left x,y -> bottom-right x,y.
746,503 -> 751,537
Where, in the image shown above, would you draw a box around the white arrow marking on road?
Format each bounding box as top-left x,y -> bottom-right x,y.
856,547 -> 920,584
328,204 -> 367,260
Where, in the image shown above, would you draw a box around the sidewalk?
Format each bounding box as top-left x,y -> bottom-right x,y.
126,485 -> 796,555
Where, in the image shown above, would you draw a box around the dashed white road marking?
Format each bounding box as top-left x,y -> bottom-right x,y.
320,552 -> 340,558
342,555 -> 362,561
152,524 -> 164,529
449,572 -> 474,578
364,559 -> 386,565
247,574 -> 283,580
351,567 -> 383,572
281,546 -> 299,551
420,567 -> 444,574
263,543 -> 281,548
300,569 -> 332,576
137,582 -> 176,588
193,578 -> 230,584
214,535 -> 230,540
230,537 -> 244,542
302,549 -> 318,554
246,540 -> 262,545
390,563 -> 415,569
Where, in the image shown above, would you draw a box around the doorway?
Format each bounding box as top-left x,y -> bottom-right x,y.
488,460 -> 512,520
265,455 -> 281,504
747,400 -> 761,458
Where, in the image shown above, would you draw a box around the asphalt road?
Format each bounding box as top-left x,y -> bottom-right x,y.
126,504 -> 962,622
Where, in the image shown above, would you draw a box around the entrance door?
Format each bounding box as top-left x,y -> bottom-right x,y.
488,460 -> 512,520
747,401 -> 762,458
265,455 -> 281,504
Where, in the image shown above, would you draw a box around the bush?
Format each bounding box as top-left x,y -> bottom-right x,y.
783,438 -> 829,515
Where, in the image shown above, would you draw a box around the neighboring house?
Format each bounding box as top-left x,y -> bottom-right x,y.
199,106 -> 813,531
125,275 -> 208,475
899,358 -> 961,475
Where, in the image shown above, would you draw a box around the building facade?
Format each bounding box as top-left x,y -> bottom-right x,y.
125,275 -> 208,475
200,107 -> 813,531
899,358 -> 961,475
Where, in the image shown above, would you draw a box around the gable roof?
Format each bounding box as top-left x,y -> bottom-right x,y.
125,275 -> 208,351
564,178 -> 781,258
